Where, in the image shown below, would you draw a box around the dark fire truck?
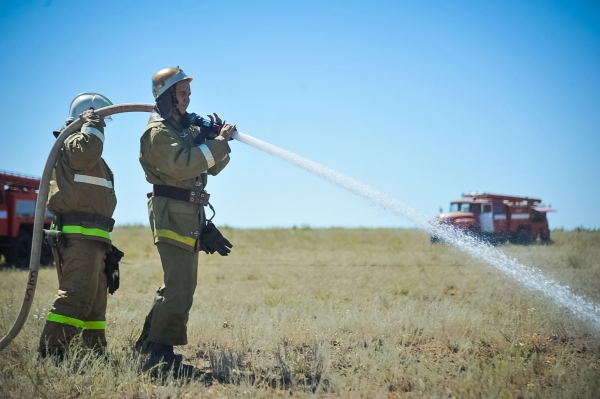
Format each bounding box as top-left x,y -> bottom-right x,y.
432,193 -> 556,244
0,170 -> 53,267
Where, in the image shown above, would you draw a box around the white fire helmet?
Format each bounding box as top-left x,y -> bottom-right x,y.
67,92 -> 113,123
151,67 -> 193,100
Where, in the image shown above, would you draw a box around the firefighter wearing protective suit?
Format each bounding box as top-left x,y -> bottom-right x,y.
136,67 -> 235,376
38,93 -> 118,358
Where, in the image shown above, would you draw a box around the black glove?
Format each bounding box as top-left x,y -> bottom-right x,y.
200,221 -> 233,256
105,245 -> 124,295
192,113 -> 223,145
192,124 -> 220,146
193,128 -> 210,146
207,113 -> 224,139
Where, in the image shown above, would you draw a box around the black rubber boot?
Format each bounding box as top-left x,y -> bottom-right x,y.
38,346 -> 65,366
143,342 -> 195,379
134,317 -> 153,354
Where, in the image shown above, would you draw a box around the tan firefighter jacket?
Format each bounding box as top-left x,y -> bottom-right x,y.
48,117 -> 117,244
140,113 -> 231,252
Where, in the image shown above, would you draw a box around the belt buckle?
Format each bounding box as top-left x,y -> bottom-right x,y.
189,190 -> 209,206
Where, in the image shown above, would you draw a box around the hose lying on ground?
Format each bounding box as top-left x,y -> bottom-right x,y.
0,103 -> 154,351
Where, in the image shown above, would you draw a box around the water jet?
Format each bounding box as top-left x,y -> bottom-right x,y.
233,130 -> 600,330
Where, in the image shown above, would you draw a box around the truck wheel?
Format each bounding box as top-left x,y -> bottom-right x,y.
5,230 -> 32,269
466,227 -> 482,242
487,235 -> 501,246
540,230 -> 552,245
516,229 -> 532,246
0,248 -> 7,266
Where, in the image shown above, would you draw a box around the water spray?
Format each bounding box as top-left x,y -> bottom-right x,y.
232,131 -> 600,330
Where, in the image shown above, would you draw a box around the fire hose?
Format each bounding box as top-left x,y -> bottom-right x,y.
0,103 -> 154,351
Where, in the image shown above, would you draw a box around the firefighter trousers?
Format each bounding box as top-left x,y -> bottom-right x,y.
144,242 -> 199,346
39,238 -> 109,356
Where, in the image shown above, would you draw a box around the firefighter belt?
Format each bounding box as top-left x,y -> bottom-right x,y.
148,184 -> 210,206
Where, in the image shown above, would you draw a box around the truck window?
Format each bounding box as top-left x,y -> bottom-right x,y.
483,204 -> 492,213
493,204 -> 504,214
450,203 -> 479,213
530,210 -> 547,222
450,203 -> 468,212
16,199 -> 35,217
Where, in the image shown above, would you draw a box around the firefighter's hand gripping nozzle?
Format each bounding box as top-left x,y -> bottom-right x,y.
190,113 -> 224,145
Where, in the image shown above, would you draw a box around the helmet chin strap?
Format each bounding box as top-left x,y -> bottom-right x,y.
170,90 -> 191,128
175,106 -> 191,129
170,90 -> 178,107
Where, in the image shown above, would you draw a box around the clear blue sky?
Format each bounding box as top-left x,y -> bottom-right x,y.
1,0 -> 598,229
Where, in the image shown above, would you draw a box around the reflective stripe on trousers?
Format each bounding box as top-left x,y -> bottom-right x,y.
155,229 -> 196,246
62,225 -> 111,240
47,312 -> 106,330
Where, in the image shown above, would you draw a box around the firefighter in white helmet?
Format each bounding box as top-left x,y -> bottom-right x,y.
136,67 -> 235,376
39,93 -> 123,359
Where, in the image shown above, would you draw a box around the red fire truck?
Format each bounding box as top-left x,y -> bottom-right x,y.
0,170 -> 54,268
432,193 -> 556,244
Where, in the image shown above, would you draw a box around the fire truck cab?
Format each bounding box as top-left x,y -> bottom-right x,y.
0,170 -> 53,267
433,193 -> 555,244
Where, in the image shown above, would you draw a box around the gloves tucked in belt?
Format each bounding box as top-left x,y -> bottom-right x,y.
105,245 -> 124,295
44,229 -> 65,249
200,221 -> 232,256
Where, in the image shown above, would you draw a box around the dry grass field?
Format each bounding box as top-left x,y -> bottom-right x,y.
1,227 -> 599,398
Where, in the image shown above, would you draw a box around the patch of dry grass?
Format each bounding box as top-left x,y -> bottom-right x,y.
1,227 -> 599,398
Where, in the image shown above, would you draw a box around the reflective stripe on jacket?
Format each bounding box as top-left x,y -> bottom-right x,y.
48,123 -> 117,244
140,114 -> 231,252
